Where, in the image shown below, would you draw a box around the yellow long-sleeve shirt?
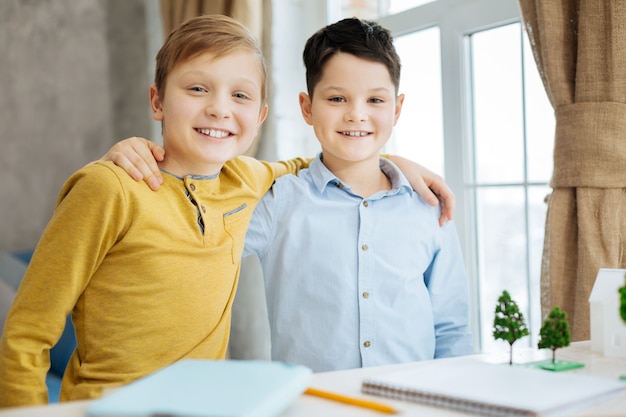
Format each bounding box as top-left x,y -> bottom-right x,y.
0,157 -> 307,408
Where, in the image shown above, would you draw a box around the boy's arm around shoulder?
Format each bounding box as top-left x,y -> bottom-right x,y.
98,136 -> 311,192
387,155 -> 454,227
261,156 -> 312,179
231,155 -> 312,198
96,139 -> 451,221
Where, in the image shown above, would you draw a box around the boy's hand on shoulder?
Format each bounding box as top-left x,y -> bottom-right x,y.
423,172 -> 455,227
388,155 -> 455,226
100,137 -> 165,191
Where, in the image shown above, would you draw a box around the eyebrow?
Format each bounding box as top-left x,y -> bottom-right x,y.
321,86 -> 392,93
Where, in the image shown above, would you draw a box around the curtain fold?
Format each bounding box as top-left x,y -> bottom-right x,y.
519,0 -> 626,341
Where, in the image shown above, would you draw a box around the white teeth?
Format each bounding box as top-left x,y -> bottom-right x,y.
198,128 -> 228,138
343,131 -> 368,137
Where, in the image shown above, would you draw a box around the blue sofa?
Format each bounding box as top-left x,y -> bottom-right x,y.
0,249 -> 76,403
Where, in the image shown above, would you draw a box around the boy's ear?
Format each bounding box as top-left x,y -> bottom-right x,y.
299,92 -> 314,126
149,84 -> 164,121
394,93 -> 405,125
257,103 -> 269,128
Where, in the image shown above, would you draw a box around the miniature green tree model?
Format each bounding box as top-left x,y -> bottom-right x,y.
619,274 -> 626,323
538,307 -> 570,364
493,290 -> 529,365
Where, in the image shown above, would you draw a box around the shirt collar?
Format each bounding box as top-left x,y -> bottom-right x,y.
309,154 -> 338,193
160,168 -> 219,181
309,153 -> 414,196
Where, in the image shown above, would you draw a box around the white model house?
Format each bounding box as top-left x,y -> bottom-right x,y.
589,268 -> 626,357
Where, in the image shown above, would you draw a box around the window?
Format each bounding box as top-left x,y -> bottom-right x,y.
468,22 -> 554,352
389,27 -> 444,176
328,0 -> 555,352
328,0 -> 435,20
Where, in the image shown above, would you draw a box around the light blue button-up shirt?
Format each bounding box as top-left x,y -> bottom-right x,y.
243,154 -> 473,372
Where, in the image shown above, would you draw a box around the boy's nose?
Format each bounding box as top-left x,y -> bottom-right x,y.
205,94 -> 231,119
344,104 -> 367,122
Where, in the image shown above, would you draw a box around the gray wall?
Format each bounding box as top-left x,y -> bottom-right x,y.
0,0 -> 152,251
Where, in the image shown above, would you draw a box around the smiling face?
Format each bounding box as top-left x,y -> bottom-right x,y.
299,52 -> 404,172
150,50 -> 268,176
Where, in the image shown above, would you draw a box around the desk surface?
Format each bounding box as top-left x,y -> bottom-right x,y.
1,341 -> 624,417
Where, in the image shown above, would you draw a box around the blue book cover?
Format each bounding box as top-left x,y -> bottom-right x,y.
86,359 -> 312,417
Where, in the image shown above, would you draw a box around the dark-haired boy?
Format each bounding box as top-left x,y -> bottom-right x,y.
244,18 -> 473,371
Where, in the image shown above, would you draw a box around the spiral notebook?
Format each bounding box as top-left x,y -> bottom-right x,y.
361,357 -> 625,417
86,359 -> 312,417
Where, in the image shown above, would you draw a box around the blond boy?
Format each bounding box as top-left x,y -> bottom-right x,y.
0,15 -> 307,407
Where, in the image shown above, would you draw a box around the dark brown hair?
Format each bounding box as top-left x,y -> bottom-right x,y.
302,18 -> 401,97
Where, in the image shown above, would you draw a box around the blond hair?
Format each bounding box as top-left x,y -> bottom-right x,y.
154,14 -> 267,102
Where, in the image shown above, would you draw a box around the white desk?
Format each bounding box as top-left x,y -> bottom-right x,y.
1,341 -> 624,417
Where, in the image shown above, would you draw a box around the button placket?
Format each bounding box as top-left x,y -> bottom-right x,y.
184,179 -> 205,235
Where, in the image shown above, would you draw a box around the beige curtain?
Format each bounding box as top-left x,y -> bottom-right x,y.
159,0 -> 265,157
519,1 -> 626,341
160,0 -> 262,40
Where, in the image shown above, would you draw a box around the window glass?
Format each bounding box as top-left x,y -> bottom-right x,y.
527,185 -> 550,346
474,184 -> 548,351
471,25 -> 524,184
333,0 -> 436,19
475,186 -> 530,352
335,0 -> 378,19
385,0 -> 436,15
524,36 -> 555,183
470,23 -> 552,352
388,27 -> 444,176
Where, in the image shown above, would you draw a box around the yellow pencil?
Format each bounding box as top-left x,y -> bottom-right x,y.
304,387 -> 398,414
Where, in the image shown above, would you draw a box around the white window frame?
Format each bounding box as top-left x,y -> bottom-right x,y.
376,0 -> 525,350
